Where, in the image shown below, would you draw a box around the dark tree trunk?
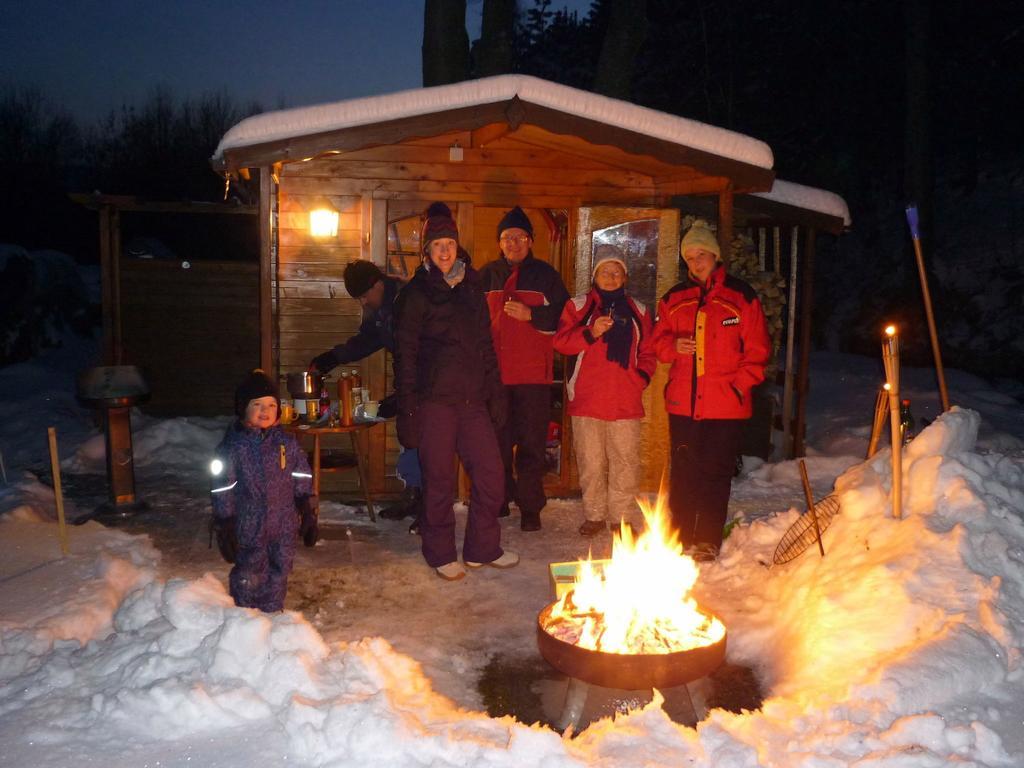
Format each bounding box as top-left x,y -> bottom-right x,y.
474,0 -> 516,77
423,0 -> 470,87
593,0 -> 649,99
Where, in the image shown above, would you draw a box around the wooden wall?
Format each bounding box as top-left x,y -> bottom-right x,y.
120,260 -> 259,416
273,131 -> 712,498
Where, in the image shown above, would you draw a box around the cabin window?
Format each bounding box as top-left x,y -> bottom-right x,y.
591,219 -> 660,307
386,215 -> 422,277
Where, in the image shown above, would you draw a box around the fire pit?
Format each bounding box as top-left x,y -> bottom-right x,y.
536,498 -> 727,730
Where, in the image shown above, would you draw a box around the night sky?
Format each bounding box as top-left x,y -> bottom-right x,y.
0,0 -> 592,122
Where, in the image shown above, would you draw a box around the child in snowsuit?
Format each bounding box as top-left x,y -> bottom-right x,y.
553,249 -> 656,536
210,369 -> 318,612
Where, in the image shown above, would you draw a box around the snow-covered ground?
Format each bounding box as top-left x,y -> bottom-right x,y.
2,333 -> 1024,767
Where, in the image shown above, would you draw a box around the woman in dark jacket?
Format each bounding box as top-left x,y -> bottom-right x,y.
393,203 -> 519,581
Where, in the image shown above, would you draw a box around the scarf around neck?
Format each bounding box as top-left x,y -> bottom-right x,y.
595,286 -> 637,369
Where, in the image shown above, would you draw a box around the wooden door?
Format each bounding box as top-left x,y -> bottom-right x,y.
572,207 -> 681,493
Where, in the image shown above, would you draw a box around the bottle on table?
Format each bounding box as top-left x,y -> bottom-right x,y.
339,372 -> 354,426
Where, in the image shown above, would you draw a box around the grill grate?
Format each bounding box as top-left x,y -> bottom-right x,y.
773,495 -> 841,565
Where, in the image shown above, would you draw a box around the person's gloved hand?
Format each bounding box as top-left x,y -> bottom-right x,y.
397,409 -> 420,449
298,496 -> 319,547
487,392 -> 508,429
213,517 -> 238,563
309,351 -> 338,375
377,393 -> 398,419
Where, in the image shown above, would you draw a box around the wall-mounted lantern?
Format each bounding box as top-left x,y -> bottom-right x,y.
309,203 -> 339,238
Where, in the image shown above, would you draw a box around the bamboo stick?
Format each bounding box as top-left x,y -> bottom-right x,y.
881,327 -> 903,519
46,427 -> 70,556
867,384 -> 891,458
905,205 -> 950,412
798,459 -> 825,557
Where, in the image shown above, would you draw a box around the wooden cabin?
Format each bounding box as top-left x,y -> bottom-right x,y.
209,75 -> 846,499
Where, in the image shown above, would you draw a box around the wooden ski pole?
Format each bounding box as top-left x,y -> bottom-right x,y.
905,205 -> 950,412
47,427 -> 71,556
798,460 -> 825,557
882,326 -> 903,519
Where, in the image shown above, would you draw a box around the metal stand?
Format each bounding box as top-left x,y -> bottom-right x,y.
74,406 -> 149,524
555,677 -> 702,732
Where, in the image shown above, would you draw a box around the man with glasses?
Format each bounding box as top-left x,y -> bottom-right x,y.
480,207 -> 570,531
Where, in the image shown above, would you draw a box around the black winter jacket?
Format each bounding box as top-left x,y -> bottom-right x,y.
326,276 -> 401,365
393,260 -> 502,435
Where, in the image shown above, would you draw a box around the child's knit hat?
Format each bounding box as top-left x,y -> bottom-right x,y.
234,369 -> 280,418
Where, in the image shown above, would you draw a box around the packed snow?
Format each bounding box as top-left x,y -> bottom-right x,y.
750,179 -> 852,227
212,74 -> 774,170
2,331 -> 1024,767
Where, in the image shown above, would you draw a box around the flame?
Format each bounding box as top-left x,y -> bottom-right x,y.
544,494 -> 725,655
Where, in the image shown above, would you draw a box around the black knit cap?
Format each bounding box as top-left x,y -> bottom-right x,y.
234,368 -> 280,418
343,260 -> 383,299
496,206 -> 533,240
420,201 -> 459,253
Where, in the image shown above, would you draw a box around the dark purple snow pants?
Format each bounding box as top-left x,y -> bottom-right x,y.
668,415 -> 744,551
418,401 -> 505,567
496,383 -> 550,518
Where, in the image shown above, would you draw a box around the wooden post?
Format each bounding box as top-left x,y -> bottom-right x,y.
782,226 -> 799,458
47,427 -> 70,556
905,206 -> 950,412
867,384 -> 891,458
882,327 -> 903,519
99,205 -> 115,365
798,459 -> 825,557
793,228 -> 816,457
111,207 -> 123,364
259,166 -> 274,373
717,185 -> 734,266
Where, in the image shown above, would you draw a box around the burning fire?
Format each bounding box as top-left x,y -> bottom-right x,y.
544,495 -> 725,655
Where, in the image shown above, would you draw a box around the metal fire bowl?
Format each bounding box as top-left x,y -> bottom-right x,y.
537,603 -> 727,690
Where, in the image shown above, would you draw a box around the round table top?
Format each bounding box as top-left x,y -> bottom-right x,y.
282,419 -> 380,434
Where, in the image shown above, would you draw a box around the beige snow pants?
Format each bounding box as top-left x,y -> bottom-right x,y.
571,415 -> 642,523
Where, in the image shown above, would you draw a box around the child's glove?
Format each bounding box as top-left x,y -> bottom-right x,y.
298,496 -> 319,547
212,517 -> 238,563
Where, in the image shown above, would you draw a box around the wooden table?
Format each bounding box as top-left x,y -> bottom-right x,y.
283,421 -> 378,522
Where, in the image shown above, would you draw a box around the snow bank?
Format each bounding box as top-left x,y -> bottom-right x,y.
699,407 -> 1024,765
62,413 -> 229,474
4,406 -> 1024,766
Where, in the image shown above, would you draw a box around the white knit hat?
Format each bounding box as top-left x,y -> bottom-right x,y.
592,244 -> 628,279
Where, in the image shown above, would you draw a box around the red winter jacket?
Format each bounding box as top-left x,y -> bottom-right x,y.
652,266 -> 770,420
553,290 -> 656,421
480,254 -> 571,385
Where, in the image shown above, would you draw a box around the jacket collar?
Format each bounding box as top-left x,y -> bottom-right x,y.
686,264 -> 727,293
502,251 -> 534,270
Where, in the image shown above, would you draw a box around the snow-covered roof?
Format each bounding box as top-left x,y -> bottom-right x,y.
752,179 -> 852,227
212,74 -> 774,171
